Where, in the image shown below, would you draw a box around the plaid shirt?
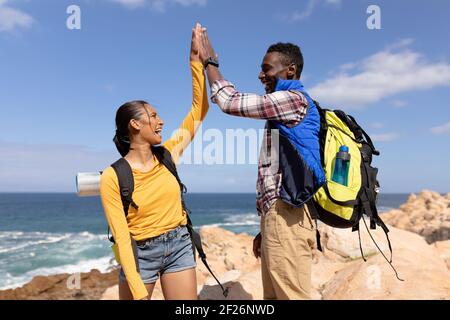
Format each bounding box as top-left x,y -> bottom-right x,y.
210,80 -> 308,215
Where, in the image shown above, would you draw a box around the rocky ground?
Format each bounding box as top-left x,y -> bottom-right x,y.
1,190 -> 449,300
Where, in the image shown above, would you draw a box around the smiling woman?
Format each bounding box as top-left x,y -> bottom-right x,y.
99,23 -> 209,301
113,100 -> 165,161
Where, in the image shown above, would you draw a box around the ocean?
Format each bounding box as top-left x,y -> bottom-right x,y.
0,193 -> 409,290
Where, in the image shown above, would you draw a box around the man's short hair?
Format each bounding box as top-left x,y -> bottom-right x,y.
267,42 -> 303,78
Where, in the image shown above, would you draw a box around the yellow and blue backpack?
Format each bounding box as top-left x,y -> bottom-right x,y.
312,102 -> 402,280
272,79 -> 402,280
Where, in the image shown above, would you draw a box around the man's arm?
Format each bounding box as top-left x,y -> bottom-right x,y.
199,29 -> 307,125
210,80 -> 307,125
205,64 -> 223,87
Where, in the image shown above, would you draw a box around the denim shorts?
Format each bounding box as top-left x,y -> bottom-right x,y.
119,225 -> 196,284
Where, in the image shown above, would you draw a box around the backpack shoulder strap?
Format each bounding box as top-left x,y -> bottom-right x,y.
346,114 -> 380,156
153,146 -> 187,193
111,158 -> 139,217
333,110 -> 380,156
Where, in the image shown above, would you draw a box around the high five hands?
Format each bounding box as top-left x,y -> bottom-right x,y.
191,23 -> 218,65
192,22 -> 223,85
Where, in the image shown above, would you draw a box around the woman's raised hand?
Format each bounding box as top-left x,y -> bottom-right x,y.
190,22 -> 202,62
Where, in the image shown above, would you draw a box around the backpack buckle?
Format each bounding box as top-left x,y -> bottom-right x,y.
121,188 -> 130,197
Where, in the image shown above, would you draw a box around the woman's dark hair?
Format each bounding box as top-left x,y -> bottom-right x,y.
113,100 -> 148,157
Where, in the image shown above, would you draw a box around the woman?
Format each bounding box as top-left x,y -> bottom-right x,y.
100,24 -> 208,300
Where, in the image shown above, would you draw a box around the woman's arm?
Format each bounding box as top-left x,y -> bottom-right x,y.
163,24 -> 209,164
99,167 -> 148,300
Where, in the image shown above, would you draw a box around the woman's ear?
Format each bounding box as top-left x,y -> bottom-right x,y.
129,119 -> 141,131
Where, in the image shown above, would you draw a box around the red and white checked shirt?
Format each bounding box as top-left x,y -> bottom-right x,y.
210,79 -> 308,215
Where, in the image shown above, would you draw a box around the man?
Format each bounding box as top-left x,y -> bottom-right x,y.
198,29 -> 325,300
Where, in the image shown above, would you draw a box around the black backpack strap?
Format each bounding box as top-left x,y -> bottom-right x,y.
346,114 -> 380,156
186,223 -> 229,297
153,146 -> 188,194
306,200 -> 323,252
111,158 -> 139,216
108,158 -> 139,243
153,146 -> 229,297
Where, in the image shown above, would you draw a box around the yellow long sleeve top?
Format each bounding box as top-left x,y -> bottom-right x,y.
99,61 -> 208,300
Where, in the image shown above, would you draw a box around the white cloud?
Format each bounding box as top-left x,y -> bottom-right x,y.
287,0 -> 317,22
385,38 -> 414,51
369,122 -> 384,129
370,133 -> 400,142
430,122 -> 450,135
325,0 -> 342,5
309,40 -> 450,109
110,0 -> 147,8
175,0 -> 206,6
392,100 -> 408,108
110,0 -> 206,11
0,0 -> 33,32
286,0 -> 341,22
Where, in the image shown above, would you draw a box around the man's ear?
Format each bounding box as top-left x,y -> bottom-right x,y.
287,64 -> 297,80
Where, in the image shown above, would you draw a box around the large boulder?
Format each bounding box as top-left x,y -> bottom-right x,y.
198,270 -> 262,300
383,191 -> 450,243
320,225 -> 450,299
0,269 -> 119,300
433,240 -> 450,270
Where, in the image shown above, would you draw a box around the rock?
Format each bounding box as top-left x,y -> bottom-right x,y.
383,191 -> 450,243
100,285 -> 118,300
318,222 -> 389,261
0,269 -> 119,300
424,212 -> 435,221
433,240 -> 450,270
321,226 -> 450,300
196,227 -> 260,276
199,270 -> 262,300
311,252 -> 351,300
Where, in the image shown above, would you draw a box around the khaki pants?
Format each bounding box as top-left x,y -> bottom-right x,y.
260,199 -> 316,300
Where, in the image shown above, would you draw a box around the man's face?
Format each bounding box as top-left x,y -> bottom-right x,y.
258,52 -> 291,94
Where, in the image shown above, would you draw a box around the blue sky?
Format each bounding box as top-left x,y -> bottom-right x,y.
0,0 -> 449,193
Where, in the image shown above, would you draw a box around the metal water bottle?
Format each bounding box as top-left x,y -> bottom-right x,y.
76,172 -> 101,196
331,146 -> 351,186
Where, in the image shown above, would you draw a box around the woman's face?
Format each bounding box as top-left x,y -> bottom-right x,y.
132,104 -> 164,145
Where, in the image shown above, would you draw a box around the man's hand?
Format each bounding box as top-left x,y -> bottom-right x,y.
196,25 -> 223,86
253,232 -> 262,259
199,27 -> 218,66
190,23 -> 202,62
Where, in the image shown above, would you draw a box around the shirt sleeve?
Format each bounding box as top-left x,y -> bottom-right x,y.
99,167 -> 148,300
210,79 -> 308,127
163,61 -> 209,164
